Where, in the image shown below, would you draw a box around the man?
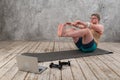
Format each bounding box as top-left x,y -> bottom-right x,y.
58,13 -> 104,52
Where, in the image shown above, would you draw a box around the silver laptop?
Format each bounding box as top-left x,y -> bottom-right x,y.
16,55 -> 47,74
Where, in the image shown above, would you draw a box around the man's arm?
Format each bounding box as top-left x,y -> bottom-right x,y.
90,24 -> 104,35
64,21 -> 104,34
73,20 -> 104,34
64,22 -> 85,29
72,21 -> 91,29
73,20 -> 88,27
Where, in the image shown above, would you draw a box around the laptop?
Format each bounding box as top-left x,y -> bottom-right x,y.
16,55 -> 47,74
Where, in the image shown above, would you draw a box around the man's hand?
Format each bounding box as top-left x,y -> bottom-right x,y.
73,20 -> 81,25
64,21 -> 82,28
64,22 -> 74,26
64,20 -> 85,28
72,20 -> 82,27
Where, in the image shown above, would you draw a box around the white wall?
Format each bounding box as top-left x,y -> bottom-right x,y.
0,0 -> 120,41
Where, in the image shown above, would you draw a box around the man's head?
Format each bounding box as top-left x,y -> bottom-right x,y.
90,13 -> 100,24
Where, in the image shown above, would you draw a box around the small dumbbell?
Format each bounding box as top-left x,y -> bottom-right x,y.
59,61 -> 71,66
49,63 -> 62,70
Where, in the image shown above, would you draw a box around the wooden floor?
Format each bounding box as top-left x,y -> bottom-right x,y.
0,41 -> 120,80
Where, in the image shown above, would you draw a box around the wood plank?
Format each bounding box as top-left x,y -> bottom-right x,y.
69,59 -> 86,80
0,41 -> 12,48
67,42 -> 87,80
96,55 -> 120,76
0,41 -> 24,54
0,42 -> 29,78
0,59 -> 16,79
37,42 -> 52,80
59,42 -> 74,80
0,42 -> 23,60
49,42 -> 61,80
12,71 -> 28,80
98,42 -> 120,54
24,42 -> 41,80
45,41 -> 54,52
0,41 -> 120,80
38,62 -> 51,80
13,42 -> 50,80
0,41 -> 15,53
0,41 -> 18,50
12,42 -> 38,80
33,42 -> 41,53
70,42 -> 99,80
96,43 -> 120,79
1,42 -> 33,80
101,54 -> 120,69
24,42 -> 44,80
0,64 -> 18,80
83,57 -> 109,80
71,42 -> 119,79
27,42 -> 40,53
89,55 -> 120,79
98,43 -> 120,70
76,58 -> 98,80
99,42 -> 120,58
65,42 -> 86,80
0,42 -> 27,68
37,42 -> 50,53
79,42 -> 118,80
0,43 -> 24,60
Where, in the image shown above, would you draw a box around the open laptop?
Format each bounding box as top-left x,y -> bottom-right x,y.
16,55 -> 47,74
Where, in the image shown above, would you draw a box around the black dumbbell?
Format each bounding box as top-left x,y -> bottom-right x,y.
59,61 -> 71,66
49,63 -> 62,70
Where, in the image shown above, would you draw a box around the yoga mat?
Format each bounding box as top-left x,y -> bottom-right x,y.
22,48 -> 113,62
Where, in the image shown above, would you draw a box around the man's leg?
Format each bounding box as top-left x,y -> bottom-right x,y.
64,28 -> 80,43
58,24 -> 93,44
66,29 -> 93,44
58,24 -> 79,43
58,24 -> 65,37
68,29 -> 93,44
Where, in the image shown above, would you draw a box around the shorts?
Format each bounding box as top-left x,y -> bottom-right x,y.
75,38 -> 97,53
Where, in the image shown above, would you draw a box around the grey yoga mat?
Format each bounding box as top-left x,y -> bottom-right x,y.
22,48 -> 113,62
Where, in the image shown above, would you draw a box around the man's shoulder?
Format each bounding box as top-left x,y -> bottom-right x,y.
97,24 -> 104,29
97,24 -> 103,27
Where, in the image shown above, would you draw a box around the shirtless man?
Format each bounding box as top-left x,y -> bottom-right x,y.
58,13 -> 104,52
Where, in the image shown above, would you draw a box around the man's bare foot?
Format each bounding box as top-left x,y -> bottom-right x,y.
58,24 -> 66,37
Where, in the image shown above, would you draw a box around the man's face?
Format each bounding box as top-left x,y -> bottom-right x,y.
90,16 -> 99,24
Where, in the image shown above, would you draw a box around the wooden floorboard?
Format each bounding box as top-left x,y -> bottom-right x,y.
0,41 -> 120,80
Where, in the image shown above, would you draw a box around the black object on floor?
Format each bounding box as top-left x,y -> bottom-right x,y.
49,63 -> 62,70
59,61 -> 71,66
22,48 -> 113,62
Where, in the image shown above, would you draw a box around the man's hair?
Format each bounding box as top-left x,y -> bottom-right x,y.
91,13 -> 100,21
